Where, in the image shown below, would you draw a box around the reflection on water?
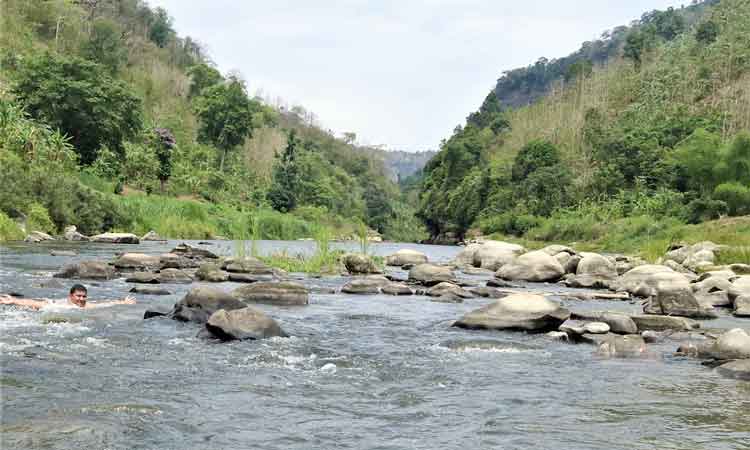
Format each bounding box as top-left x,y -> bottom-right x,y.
1,240 -> 750,450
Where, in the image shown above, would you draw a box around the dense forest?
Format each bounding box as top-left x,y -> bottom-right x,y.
0,0 -> 426,242
418,0 -> 750,249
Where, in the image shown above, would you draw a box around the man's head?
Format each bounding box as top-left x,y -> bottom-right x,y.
68,284 -> 88,307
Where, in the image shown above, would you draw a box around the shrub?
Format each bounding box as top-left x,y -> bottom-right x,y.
686,197 -> 728,223
713,182 -> 750,216
26,203 -> 56,234
0,211 -> 24,241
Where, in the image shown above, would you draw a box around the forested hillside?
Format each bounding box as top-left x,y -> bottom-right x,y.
0,0 -> 426,242
418,0 -> 750,248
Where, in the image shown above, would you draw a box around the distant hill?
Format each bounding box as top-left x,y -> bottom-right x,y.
366,148 -> 437,183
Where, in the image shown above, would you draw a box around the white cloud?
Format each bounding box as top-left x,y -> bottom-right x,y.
149,0 -> 683,151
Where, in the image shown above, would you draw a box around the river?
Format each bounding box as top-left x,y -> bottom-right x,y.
1,240 -> 749,450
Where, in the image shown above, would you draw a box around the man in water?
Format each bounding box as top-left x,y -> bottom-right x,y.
0,284 -> 135,310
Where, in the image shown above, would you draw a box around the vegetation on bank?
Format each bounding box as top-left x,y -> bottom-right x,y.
417,0 -> 750,253
0,0 -> 427,243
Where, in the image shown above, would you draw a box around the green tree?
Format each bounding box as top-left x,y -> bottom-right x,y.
81,17 -> 126,73
268,130 -> 302,212
670,128 -> 722,195
511,139 -> 561,182
148,7 -> 173,48
193,75 -> 258,171
695,20 -> 719,45
12,52 -> 143,164
187,63 -> 223,99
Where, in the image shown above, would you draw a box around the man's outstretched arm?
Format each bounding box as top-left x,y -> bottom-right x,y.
86,295 -> 137,308
0,295 -> 47,310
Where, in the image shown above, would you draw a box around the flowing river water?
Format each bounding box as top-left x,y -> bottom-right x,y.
1,240 -> 749,450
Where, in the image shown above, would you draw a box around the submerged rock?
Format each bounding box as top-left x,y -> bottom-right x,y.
196,263 -> 229,282
222,257 -> 274,275
232,281 -> 309,306
571,311 -> 638,335
158,268 -> 192,284
125,272 -> 160,284
341,277 -> 387,295
50,250 -> 77,257
716,360 -> 750,380
129,286 -> 171,295
594,334 -> 647,358
385,249 -> 428,267
427,282 -> 474,299
54,261 -> 116,280
206,307 -> 287,340
453,293 -> 570,332
170,243 -> 219,259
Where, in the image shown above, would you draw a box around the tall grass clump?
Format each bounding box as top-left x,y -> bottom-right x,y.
0,211 -> 24,241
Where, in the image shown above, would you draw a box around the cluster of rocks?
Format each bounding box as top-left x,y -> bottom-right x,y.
24,225 -> 167,244
454,240 -> 750,319
147,286 -> 301,341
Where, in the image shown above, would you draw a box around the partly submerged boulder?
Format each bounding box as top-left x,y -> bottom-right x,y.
496,250 -> 565,282
473,241 -> 525,271
232,281 -> 309,306
381,282 -> 413,296
112,253 -> 161,270
24,231 -> 55,243
385,249 -> 428,267
570,311 -> 638,335
170,242 -> 219,259
63,225 -> 89,241
158,268 -> 193,284
206,307 -> 287,340
222,257 -> 274,275
170,286 -> 245,323
643,272 -> 717,318
453,293 -> 570,332
613,265 -> 676,297
630,314 -> 699,332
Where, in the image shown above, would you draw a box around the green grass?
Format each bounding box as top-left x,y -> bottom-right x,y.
0,211 -> 24,241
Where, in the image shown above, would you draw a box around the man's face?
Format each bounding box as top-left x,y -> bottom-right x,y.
68,290 -> 87,307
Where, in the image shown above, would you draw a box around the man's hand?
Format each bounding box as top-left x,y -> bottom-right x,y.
119,295 -> 136,305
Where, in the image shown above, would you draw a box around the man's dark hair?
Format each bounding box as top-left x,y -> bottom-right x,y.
69,284 -> 87,294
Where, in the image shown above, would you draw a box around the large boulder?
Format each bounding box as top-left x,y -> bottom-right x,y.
454,243 -> 482,267
427,282 -> 474,299
206,307 -> 287,340
232,282 -> 309,306
539,244 -> 576,257
159,253 -> 199,269
576,252 -> 617,278
385,249 -> 428,267
63,225 -> 89,241
408,264 -> 456,286
341,278 -> 385,294
643,272 -> 717,318
125,272 -> 161,284
613,265 -> 676,297
24,231 -> 55,243
381,283 -> 413,296
54,260 -> 116,280
473,241 -> 526,271
170,286 -> 245,323
342,253 -> 381,275
630,314 -> 699,332
112,253 -> 161,270
222,257 -> 274,275
496,250 -> 565,282
90,232 -> 139,244
453,293 -> 570,332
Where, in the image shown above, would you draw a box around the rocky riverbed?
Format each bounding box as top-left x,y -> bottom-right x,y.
1,238 -> 749,450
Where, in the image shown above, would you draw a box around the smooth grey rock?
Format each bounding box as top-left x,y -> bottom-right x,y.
453,293 -> 570,332
701,328 -> 750,360
496,250 -> 565,282
630,314 -> 699,332
473,241 -> 525,271
454,243 -> 482,267
584,322 -> 610,334
159,253 -> 199,269
563,273 -> 615,290
341,278 -> 383,294
90,232 -> 139,244
613,265 -> 676,297
729,263 -> 750,275
170,286 -> 245,324
222,257 -> 274,275
734,295 -> 750,317
232,281 -> 309,306
577,252 -> 617,278
196,263 -> 229,282
571,311 -> 638,334
644,272 -> 717,318
547,331 -> 569,341
540,245 -> 576,257
381,283 -> 413,296
170,243 -> 219,259
54,261 -> 116,280
470,286 -> 508,299
112,253 -> 161,270
385,249 -> 428,266
409,264 -> 456,286
206,307 -> 287,340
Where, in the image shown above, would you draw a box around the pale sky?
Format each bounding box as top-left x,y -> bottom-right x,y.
149,0 -> 683,151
